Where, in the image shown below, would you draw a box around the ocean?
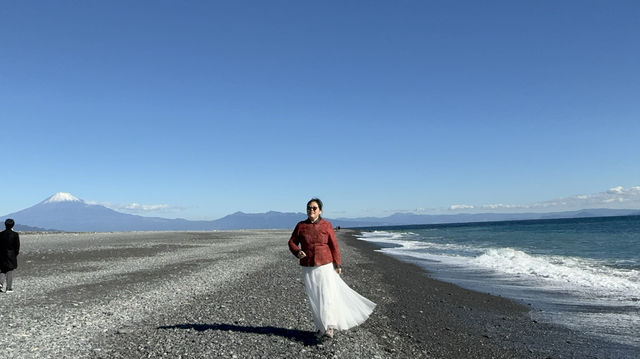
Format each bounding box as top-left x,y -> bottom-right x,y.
355,215 -> 640,349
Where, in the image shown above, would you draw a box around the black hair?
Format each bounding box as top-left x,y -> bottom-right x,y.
5,218 -> 15,229
307,198 -> 323,211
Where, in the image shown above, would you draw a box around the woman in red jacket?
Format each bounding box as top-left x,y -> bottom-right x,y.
288,198 -> 375,338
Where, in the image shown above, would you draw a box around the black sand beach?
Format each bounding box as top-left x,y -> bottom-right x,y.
1,229 -> 636,358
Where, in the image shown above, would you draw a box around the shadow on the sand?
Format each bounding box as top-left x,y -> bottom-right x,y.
158,323 -> 321,346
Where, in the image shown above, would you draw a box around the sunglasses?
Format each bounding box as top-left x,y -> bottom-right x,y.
307,206 -> 319,211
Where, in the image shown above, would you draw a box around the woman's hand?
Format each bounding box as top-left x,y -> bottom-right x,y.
335,267 -> 342,275
297,250 -> 307,259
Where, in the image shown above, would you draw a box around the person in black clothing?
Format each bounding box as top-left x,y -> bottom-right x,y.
0,219 -> 20,293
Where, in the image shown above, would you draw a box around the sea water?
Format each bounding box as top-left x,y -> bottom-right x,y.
356,215 -> 640,348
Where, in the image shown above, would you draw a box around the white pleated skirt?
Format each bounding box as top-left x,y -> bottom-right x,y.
302,263 -> 376,333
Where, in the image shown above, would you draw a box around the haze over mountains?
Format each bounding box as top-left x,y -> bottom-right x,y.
3,193 -> 639,232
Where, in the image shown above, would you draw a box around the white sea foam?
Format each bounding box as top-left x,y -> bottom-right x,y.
357,231 -> 475,267
357,231 -> 420,248
358,230 -> 412,241
359,231 -> 477,254
470,248 -> 640,302
357,230 -> 640,303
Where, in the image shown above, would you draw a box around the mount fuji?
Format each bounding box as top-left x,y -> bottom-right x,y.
2,192 -> 219,232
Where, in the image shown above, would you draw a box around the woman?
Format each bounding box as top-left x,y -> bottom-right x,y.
288,198 -> 375,338
0,219 -> 20,293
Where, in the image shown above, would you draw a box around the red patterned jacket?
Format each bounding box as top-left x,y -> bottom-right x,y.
288,218 -> 342,268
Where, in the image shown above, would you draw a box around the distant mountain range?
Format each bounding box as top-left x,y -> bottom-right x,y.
3,192 -> 640,232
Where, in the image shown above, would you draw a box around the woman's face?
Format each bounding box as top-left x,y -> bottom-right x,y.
307,201 -> 322,222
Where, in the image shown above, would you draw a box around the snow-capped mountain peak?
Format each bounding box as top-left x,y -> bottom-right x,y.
43,192 -> 82,204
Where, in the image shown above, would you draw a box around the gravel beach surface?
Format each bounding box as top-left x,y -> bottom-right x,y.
1,229 -> 637,358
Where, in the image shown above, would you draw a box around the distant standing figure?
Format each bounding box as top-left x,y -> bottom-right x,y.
288,198 -> 375,338
0,219 -> 20,293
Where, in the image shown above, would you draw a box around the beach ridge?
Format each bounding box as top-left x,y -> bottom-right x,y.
1,230 -> 635,358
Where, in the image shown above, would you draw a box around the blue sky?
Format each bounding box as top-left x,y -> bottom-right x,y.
2,1 -> 639,220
